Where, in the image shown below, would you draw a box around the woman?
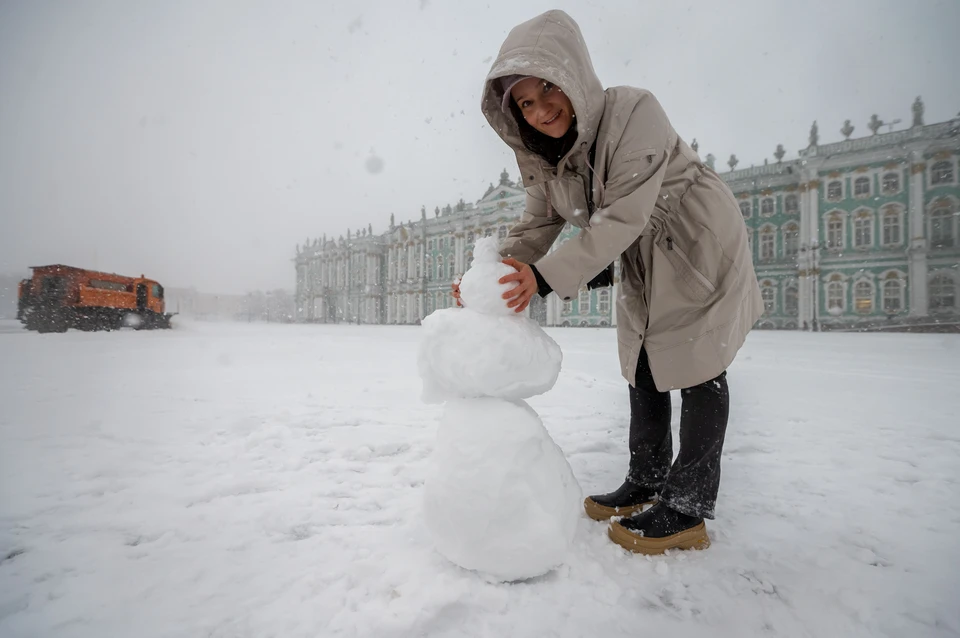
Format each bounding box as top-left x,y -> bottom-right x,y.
462,9 -> 763,555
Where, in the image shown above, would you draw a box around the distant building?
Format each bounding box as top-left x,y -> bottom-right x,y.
295,100 -> 960,330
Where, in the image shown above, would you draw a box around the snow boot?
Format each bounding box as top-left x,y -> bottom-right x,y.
608,502 -> 710,555
583,481 -> 657,521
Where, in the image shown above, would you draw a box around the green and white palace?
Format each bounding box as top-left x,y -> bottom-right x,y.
294,99 -> 960,330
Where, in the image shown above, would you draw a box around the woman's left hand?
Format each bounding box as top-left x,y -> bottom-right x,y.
499,258 -> 538,313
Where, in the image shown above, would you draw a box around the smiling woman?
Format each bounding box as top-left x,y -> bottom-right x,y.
479,9 -> 764,557
500,76 -> 580,167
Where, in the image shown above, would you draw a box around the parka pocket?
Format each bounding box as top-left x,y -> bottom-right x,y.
658,235 -> 717,304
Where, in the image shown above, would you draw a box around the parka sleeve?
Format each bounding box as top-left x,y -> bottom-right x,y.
533,92 -> 675,300
498,183 -> 567,265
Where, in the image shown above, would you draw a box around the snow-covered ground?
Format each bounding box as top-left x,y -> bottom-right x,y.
1,319 -> 958,638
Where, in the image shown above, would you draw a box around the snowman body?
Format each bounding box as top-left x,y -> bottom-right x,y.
418,238 -> 582,582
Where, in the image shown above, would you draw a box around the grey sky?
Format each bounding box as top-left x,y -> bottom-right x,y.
1,0 -> 957,294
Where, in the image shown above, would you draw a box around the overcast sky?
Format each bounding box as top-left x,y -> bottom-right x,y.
1,0 -> 958,294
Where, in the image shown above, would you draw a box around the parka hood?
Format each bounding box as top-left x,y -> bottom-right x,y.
481,10 -> 605,186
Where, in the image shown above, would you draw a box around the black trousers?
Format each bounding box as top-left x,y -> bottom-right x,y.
626,348 -> 729,519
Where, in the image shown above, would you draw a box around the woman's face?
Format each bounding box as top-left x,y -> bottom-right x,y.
510,77 -> 575,139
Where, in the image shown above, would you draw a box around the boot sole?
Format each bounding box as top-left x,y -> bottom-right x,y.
607,520 -> 711,555
583,497 -> 656,522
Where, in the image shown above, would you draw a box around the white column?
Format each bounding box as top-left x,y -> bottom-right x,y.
610,281 -> 618,327
809,179 -> 821,330
908,153 -> 929,316
419,241 -> 426,283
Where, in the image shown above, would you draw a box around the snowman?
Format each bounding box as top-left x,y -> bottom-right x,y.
417,237 -> 582,582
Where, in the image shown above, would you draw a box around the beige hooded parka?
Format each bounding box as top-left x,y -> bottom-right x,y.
482,10 -> 763,391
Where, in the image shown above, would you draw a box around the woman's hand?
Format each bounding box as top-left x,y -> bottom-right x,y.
499,258 -> 538,313
451,278 -> 463,307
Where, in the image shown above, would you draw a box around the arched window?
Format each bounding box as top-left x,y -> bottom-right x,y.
929,274 -> 956,310
578,289 -> 591,314
882,277 -> 902,313
785,285 -> 799,315
827,279 -> 845,312
826,213 -> 845,250
854,280 -> 874,314
465,251 -> 473,269
425,256 -> 433,281
760,226 -> 776,261
562,299 -> 573,315
498,225 -> 508,240
783,223 -> 800,259
882,205 -> 903,246
930,204 -> 955,248
761,283 -> 776,315
854,210 -> 874,248
448,254 -> 455,277
598,289 -> 611,315
739,201 -> 752,218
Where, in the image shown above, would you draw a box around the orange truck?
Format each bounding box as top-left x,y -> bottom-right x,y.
17,265 -> 175,333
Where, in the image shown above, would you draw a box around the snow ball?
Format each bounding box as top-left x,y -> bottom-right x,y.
365,154 -> 384,174
458,237 -> 517,316
423,398 -> 581,582
418,308 -> 562,402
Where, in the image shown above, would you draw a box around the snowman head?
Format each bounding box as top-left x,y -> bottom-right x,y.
458,237 -> 519,316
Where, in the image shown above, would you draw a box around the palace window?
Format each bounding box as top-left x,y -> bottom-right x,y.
562,299 -> 573,314
498,225 -> 508,240
929,274 -> 956,310
882,278 -> 902,313
739,201 -> 752,218
882,205 -> 902,246
853,211 -> 874,249
882,172 -> 900,195
578,289 -> 591,314
761,283 -> 776,315
783,223 -> 800,259
598,289 -> 611,315
930,204 -> 956,248
785,285 -> 799,315
784,194 -> 799,215
761,198 -> 775,217
854,176 -> 871,198
854,280 -> 874,314
827,280 -> 845,312
826,180 -> 843,201
760,226 -> 776,261
826,213 -> 845,250
931,160 -> 955,186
